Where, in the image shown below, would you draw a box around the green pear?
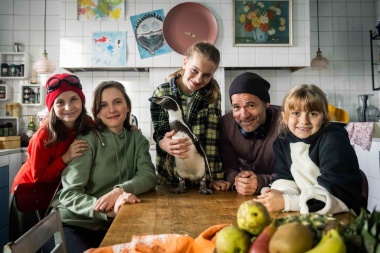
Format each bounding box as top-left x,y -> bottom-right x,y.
215,226 -> 251,253
237,200 -> 272,236
269,222 -> 314,253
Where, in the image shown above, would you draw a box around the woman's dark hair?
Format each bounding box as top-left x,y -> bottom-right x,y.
92,81 -> 133,131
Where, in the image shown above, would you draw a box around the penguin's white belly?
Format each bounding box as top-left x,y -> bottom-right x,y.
172,131 -> 206,181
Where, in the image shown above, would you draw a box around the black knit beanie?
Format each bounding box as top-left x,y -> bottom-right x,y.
229,72 -> 271,103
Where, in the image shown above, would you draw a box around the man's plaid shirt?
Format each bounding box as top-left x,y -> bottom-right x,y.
150,76 -> 224,185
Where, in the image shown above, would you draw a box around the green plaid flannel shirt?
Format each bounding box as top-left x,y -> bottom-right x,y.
150,76 -> 224,185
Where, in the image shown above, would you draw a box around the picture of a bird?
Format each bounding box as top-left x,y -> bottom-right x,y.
149,95 -> 213,195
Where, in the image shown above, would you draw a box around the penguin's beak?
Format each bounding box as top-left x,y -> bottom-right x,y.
149,97 -> 162,104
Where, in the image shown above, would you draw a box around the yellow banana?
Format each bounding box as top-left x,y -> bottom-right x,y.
305,229 -> 346,253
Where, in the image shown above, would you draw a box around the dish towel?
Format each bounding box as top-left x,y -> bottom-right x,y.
346,122 -> 374,151
84,224 -> 229,253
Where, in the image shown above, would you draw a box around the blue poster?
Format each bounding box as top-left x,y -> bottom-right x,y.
130,9 -> 172,59
92,31 -> 127,67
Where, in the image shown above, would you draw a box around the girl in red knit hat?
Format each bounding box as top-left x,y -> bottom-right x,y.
9,73 -> 93,241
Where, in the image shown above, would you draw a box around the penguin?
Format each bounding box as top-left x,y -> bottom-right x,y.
149,95 -> 213,195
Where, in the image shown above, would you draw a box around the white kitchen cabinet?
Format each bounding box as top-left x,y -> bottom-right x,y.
353,141 -> 380,211
0,52 -> 29,80
0,150 -> 23,248
0,164 -> 9,248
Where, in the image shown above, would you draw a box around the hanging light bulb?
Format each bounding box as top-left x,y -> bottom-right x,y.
311,0 -> 329,70
34,0 -> 56,74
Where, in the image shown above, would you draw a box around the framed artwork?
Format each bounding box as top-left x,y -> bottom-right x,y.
78,0 -> 124,21
233,0 -> 292,46
130,9 -> 172,59
91,31 -> 127,67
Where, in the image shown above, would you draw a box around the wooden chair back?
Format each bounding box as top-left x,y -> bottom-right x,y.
3,207 -> 67,253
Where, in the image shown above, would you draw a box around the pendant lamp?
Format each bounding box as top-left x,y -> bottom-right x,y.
311,0 -> 329,70
34,0 -> 56,74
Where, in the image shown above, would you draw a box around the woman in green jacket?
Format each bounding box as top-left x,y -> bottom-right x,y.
53,81 -> 157,252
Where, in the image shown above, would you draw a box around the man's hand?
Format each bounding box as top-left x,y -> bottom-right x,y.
234,171 -> 258,195
209,180 -> 232,191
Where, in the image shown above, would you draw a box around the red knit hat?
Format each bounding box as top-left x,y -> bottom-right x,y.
45,73 -> 85,111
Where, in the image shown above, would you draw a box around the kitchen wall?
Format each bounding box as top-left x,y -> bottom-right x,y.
0,0 -> 378,136
0,0 -> 379,210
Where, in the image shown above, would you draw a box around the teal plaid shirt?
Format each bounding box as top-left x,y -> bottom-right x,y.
150,76 -> 223,185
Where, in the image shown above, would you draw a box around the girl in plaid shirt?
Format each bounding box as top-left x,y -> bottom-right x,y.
150,42 -> 230,191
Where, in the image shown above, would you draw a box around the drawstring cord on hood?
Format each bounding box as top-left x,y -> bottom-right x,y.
110,128 -> 127,184
93,129 -> 105,147
93,128 -> 126,184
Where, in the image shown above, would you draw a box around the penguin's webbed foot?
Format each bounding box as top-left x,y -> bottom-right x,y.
170,187 -> 186,194
170,179 -> 186,194
198,186 -> 212,195
199,179 -> 212,195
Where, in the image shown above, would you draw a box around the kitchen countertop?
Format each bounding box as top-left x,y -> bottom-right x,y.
0,147 -> 27,156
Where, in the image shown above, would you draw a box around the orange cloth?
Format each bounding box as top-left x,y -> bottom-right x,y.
328,104 -> 349,124
85,224 -> 230,253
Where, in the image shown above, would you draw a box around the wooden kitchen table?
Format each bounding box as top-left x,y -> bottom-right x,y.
100,185 -> 354,247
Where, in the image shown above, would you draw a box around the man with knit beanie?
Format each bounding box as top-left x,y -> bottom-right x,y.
219,72 -> 281,195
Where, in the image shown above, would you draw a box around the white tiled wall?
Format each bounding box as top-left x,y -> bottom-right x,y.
1,0 -> 379,133
0,0 -> 378,212
354,141 -> 380,211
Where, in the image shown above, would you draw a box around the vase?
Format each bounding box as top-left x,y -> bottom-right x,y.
252,27 -> 269,43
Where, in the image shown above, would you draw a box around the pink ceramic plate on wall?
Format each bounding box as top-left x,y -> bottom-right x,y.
163,2 -> 218,55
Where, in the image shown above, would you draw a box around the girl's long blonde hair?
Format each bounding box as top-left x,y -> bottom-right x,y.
166,41 -> 221,104
278,84 -> 331,137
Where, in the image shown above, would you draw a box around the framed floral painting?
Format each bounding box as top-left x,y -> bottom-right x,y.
234,0 -> 292,46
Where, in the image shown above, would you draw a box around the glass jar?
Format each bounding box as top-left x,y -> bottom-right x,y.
1,63 -> 8,76
12,103 -> 20,117
20,64 -> 24,77
15,65 -> 21,76
0,86 -> 5,99
6,104 -> 12,116
3,123 -> 9,136
357,94 -> 380,122
10,64 -> 16,76
7,122 -> 13,136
